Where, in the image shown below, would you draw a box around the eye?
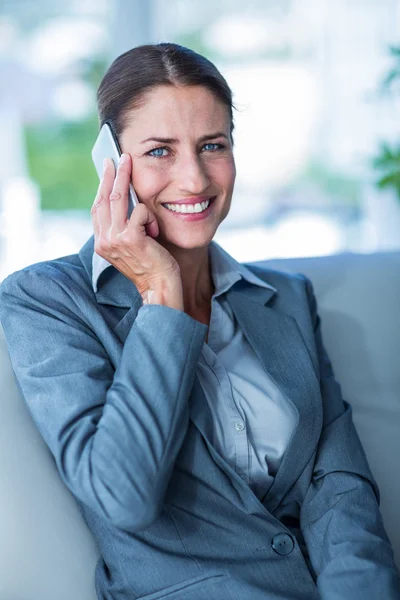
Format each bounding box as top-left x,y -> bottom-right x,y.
202,142 -> 225,152
147,147 -> 169,158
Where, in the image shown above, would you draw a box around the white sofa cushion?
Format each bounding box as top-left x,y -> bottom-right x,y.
0,321 -> 100,600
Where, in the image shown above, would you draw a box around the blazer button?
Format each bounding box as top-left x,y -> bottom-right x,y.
271,533 -> 295,556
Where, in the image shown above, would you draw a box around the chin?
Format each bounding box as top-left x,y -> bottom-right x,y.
158,229 -> 215,252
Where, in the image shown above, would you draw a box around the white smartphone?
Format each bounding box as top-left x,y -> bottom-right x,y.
91,122 -> 139,218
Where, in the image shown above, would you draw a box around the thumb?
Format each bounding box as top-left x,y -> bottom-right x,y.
141,205 -> 160,238
145,219 -> 160,238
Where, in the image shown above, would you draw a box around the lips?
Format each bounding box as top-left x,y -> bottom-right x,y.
161,196 -> 216,207
160,196 -> 216,221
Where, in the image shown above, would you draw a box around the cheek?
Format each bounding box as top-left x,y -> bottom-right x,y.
209,158 -> 236,191
131,165 -> 169,201
227,161 -> 236,188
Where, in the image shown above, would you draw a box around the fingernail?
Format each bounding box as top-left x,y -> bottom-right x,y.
103,158 -> 110,170
119,153 -> 128,164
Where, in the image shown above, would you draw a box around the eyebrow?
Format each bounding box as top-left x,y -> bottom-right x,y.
140,132 -> 229,144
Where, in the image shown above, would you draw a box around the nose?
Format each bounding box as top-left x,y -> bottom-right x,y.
175,153 -> 210,195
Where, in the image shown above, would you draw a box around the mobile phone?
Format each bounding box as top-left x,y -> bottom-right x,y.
91,122 -> 139,218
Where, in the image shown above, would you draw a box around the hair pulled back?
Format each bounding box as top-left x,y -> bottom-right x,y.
97,42 -> 234,139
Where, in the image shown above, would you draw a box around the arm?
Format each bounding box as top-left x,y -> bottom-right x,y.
0,265 -> 207,533
300,276 -> 400,599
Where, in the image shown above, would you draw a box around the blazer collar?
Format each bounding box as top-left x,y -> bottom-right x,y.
79,235 -> 277,309
79,236 -> 139,308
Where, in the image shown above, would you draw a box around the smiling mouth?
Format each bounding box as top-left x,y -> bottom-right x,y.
161,196 -> 216,213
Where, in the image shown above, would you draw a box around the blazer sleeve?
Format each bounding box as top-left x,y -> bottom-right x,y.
299,276 -> 400,599
0,265 -> 207,533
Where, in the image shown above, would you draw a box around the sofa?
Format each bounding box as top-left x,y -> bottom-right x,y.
1,250 -> 399,599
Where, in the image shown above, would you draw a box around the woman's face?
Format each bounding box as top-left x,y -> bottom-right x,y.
120,84 -> 236,251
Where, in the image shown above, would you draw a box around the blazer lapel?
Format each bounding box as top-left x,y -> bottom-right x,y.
226,283 -> 322,512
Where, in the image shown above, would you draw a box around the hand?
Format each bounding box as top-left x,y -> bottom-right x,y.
91,154 -> 184,309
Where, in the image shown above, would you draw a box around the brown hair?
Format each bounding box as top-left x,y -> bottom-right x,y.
97,42 -> 235,140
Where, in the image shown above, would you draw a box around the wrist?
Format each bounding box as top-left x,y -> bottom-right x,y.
141,274 -> 184,311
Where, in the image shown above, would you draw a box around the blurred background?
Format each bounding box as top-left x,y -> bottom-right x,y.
0,0 -> 400,280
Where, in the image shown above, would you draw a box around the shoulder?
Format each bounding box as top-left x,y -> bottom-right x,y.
244,260 -> 311,295
244,261 -> 317,330
0,252 -> 94,315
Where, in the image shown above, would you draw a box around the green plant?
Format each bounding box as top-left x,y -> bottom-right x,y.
23,57 -> 106,211
373,142 -> 400,197
373,45 -> 400,201
25,116 -> 99,211
381,45 -> 400,89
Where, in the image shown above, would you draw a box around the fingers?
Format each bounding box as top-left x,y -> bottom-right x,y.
91,158 -> 114,240
91,152 -> 160,267
126,200 -> 160,240
109,153 -> 131,232
91,154 -> 133,257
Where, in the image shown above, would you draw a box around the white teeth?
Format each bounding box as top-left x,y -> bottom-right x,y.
164,199 -> 211,213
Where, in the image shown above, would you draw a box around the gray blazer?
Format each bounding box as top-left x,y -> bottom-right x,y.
1,235 -> 399,600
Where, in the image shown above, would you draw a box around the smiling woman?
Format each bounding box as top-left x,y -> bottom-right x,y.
1,42 -> 399,600
91,45 -> 237,319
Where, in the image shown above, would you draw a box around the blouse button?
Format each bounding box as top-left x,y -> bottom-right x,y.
234,421 -> 245,432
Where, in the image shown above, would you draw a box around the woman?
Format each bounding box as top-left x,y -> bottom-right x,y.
0,43 -> 399,600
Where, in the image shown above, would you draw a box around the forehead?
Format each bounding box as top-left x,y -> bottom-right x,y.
124,85 -> 230,138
